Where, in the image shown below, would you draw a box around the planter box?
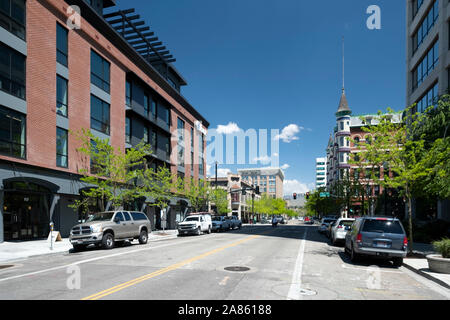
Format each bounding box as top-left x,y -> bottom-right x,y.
426,254 -> 450,274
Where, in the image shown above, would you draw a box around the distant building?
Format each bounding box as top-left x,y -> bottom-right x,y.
208,173 -> 260,222
238,167 -> 284,199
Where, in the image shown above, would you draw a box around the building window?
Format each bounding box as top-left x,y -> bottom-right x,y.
56,127 -> 68,168
0,43 -> 25,99
0,105 -> 26,159
412,40 -> 439,92
56,75 -> 68,117
125,116 -> 131,143
144,94 -> 150,117
416,82 -> 439,113
157,103 -> 169,125
158,134 -> 170,158
0,0 -> 25,40
151,98 -> 156,119
143,126 -> 149,144
412,0 -> 438,55
151,130 -> 156,150
412,0 -> 424,19
177,118 -> 185,167
90,50 -> 110,93
56,23 -> 68,66
125,80 -> 131,106
91,95 -> 110,135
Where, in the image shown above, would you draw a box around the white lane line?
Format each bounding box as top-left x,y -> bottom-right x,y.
0,238 -> 202,283
287,229 -> 308,300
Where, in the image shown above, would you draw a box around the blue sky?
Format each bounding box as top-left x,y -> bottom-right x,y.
108,0 -> 406,194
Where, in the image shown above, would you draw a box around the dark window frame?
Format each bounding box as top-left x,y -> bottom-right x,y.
90,49 -> 110,93
0,104 -> 26,159
56,75 -> 68,117
56,127 -> 68,168
0,42 -> 26,100
56,22 -> 68,66
0,0 -> 26,41
90,94 -> 110,135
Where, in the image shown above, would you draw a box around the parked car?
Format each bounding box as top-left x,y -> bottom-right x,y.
344,216 -> 408,267
304,216 -> 314,224
277,216 -> 286,224
69,211 -> 151,251
211,215 -> 232,232
318,218 -> 336,234
226,215 -> 242,230
298,217 -> 304,222
178,213 -> 212,236
330,218 -> 355,245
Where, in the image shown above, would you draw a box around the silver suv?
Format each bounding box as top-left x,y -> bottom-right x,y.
69,211 -> 151,251
344,216 -> 408,267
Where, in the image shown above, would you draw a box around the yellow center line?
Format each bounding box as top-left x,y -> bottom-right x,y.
81,234 -> 261,300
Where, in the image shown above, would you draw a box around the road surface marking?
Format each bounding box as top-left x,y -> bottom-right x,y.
341,264 -> 403,274
82,234 -> 261,300
219,276 -> 230,286
0,238 -> 202,283
287,229 -> 308,300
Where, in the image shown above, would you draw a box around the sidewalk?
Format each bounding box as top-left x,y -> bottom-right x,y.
0,230 -> 179,264
403,242 -> 450,290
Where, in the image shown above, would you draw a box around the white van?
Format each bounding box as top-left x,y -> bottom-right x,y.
177,212 -> 212,236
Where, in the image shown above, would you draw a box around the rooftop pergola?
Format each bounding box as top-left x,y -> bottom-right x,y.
103,8 -> 176,66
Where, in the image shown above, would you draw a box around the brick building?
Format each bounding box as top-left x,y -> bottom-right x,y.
0,0 -> 209,242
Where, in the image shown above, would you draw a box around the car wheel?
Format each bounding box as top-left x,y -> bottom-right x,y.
139,229 -> 148,244
331,235 -> 336,246
238,224 -> 242,230
207,226 -> 211,234
102,232 -> 115,250
392,257 -> 403,268
197,227 -> 202,235
350,244 -> 359,263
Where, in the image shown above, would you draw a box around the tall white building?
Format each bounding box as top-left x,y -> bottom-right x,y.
315,157 -> 327,189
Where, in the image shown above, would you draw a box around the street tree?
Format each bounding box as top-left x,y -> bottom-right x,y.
71,128 -> 151,213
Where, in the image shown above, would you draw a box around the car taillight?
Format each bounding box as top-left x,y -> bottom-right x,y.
403,236 -> 408,246
337,225 -> 343,229
356,233 -> 362,243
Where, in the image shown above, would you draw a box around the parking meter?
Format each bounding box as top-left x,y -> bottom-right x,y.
49,222 -> 54,250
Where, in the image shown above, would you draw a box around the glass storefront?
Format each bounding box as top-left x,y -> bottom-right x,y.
3,181 -> 51,241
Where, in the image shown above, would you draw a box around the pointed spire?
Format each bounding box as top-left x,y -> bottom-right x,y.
336,37 -> 351,115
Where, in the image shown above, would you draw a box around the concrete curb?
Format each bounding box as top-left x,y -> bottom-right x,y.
402,262 -> 450,290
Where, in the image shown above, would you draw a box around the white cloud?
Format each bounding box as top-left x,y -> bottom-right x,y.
281,164 -> 290,170
253,155 -> 271,164
274,124 -> 302,143
273,153 -> 279,157
216,122 -> 241,135
283,179 -> 311,195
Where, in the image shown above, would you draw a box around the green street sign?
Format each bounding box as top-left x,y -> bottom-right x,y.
320,192 -> 330,198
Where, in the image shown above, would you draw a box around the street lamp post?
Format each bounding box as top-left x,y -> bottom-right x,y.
215,161 -> 218,190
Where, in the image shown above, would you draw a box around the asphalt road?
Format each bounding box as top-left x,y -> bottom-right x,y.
0,222 -> 448,300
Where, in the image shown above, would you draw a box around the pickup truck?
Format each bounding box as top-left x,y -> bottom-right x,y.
211,215 -> 232,232
69,211 -> 151,251
225,215 -> 242,230
178,213 -> 212,236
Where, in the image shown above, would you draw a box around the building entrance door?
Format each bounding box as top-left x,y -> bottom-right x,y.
3,181 -> 51,241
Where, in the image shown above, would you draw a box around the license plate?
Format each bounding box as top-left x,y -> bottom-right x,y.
375,241 -> 388,248
376,252 -> 389,257
183,231 -> 188,234
74,240 -> 83,244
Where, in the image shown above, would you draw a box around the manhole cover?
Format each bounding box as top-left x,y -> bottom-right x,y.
224,266 -> 250,272
299,288 -> 317,296
0,265 -> 14,270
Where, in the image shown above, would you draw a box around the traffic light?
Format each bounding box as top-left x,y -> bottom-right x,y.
306,192 -> 310,200
293,193 -> 297,200
255,186 -> 260,195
